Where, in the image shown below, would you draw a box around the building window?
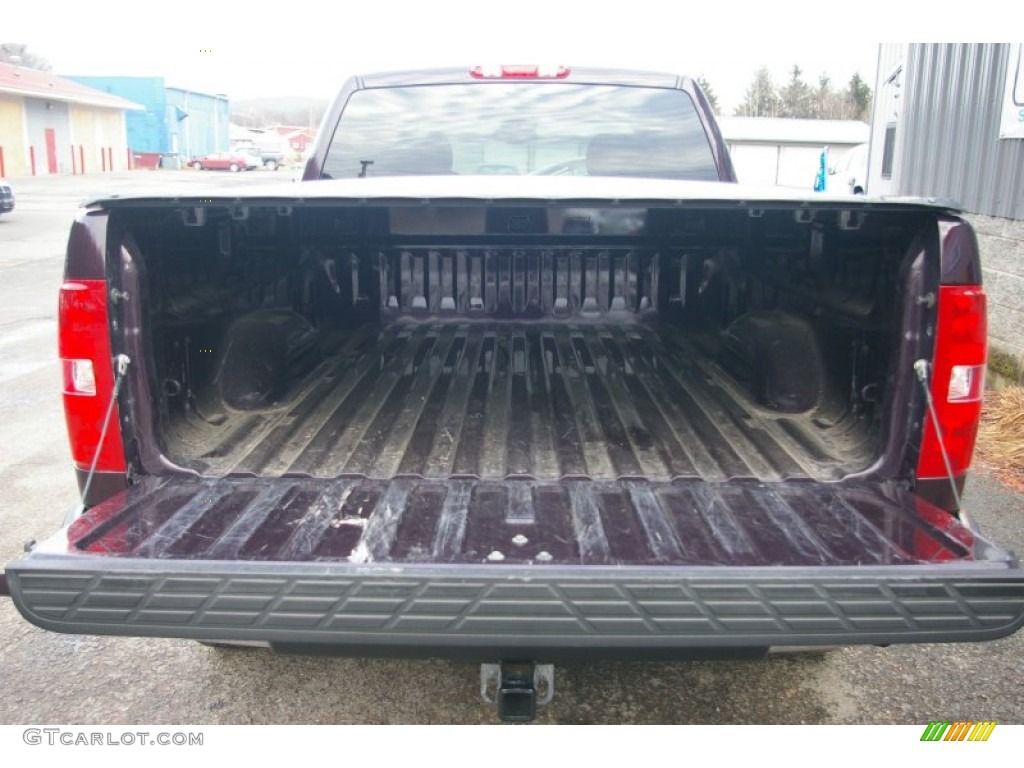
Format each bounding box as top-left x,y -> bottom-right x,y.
881,123 -> 896,179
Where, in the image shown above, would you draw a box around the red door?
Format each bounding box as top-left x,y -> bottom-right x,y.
45,129 -> 58,174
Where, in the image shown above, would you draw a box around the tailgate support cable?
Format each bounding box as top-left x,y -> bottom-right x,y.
913,359 -> 963,511
80,354 -> 131,506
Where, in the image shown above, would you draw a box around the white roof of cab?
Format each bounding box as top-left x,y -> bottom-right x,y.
719,117 -> 869,145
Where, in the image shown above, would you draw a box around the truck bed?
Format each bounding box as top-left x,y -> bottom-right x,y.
16,187 -> 1022,659
163,319 -> 873,483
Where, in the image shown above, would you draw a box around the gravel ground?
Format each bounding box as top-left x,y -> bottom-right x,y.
0,173 -> 1021,725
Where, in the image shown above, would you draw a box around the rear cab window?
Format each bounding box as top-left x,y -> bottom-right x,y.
320,83 -> 720,181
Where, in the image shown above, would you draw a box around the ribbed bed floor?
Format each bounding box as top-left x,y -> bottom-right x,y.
165,320 -> 874,482
67,476 -> 976,566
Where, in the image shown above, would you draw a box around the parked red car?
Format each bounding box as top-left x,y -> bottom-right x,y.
190,151 -> 249,172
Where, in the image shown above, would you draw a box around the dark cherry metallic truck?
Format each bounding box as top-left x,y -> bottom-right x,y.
4,66 -> 1024,721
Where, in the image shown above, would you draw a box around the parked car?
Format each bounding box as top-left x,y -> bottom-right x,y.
258,149 -> 285,171
190,151 -> 249,172
830,142 -> 869,194
0,182 -> 13,215
231,146 -> 264,170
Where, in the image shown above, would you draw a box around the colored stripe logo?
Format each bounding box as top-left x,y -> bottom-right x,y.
920,721 -> 997,741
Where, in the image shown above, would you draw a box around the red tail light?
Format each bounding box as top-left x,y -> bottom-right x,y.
59,280 -> 126,472
917,285 -> 987,482
470,65 -> 570,79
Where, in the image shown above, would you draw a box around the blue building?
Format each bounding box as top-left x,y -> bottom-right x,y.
67,76 -> 229,160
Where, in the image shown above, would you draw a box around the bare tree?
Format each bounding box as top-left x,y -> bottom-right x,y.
695,76 -> 720,114
813,74 -> 832,118
779,66 -> 814,118
735,67 -> 779,117
736,66 -> 873,121
847,73 -> 872,121
0,43 -> 51,70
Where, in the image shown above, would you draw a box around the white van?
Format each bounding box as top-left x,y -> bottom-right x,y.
831,142 -> 868,194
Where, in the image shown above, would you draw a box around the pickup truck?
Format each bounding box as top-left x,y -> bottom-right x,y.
258,149 -> 285,171
3,66 -> 1023,722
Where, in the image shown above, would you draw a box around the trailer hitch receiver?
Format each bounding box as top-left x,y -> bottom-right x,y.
481,661 -> 554,722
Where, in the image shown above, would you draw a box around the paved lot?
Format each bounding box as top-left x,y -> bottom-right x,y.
0,172 -> 1021,724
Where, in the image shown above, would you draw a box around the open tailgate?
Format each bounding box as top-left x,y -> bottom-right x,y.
5,476 -> 1024,655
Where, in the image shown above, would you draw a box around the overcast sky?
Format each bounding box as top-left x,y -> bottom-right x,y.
3,2 -> 1003,114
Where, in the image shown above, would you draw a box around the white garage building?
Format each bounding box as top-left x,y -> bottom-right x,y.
718,117 -> 869,190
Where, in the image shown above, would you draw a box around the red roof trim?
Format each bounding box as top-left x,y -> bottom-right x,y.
0,63 -> 144,111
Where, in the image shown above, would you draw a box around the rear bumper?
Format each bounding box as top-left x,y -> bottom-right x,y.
7,557 -> 1024,655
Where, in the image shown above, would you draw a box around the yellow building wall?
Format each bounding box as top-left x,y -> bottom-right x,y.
99,110 -> 127,170
67,107 -> 131,173
0,96 -> 27,177
70,106 -> 99,174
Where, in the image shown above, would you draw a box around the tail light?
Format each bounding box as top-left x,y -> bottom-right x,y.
470,65 -> 570,79
916,285 -> 987,484
59,280 -> 126,472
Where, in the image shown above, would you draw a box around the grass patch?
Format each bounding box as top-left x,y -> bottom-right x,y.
976,386 -> 1024,492
989,350 -> 1022,384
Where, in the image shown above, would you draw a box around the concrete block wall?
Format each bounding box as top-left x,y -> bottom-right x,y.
968,214 -> 1024,385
